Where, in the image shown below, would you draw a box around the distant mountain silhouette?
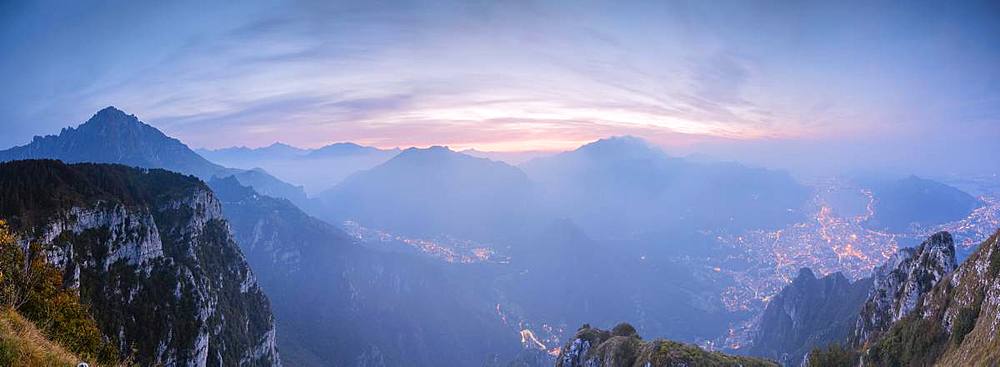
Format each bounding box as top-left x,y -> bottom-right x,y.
307,142 -> 398,158
196,142 -> 309,162
200,141 -> 399,194
0,107 -> 227,178
862,175 -> 981,232
521,136 -> 811,237
460,148 -> 553,165
0,106 -> 309,206
320,146 -> 536,240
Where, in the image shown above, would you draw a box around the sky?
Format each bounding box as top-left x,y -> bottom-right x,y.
1,0 -> 999,176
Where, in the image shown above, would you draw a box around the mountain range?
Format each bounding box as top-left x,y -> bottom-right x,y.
198,142 -> 400,195
1,106 -> 996,367
0,107 -> 310,209
319,146 -> 538,241
863,175 -> 982,233
746,228 -> 1000,366
521,136 -> 812,238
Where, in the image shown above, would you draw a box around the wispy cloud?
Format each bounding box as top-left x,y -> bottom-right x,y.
1,0 -> 998,174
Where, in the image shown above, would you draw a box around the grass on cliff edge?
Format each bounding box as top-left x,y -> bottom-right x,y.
0,307 -> 83,367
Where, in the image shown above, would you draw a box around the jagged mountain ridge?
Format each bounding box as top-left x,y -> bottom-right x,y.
852,231 -> 957,346
747,269 -> 872,366
748,231 -> 958,366
857,229 -> 1000,366
0,107 -> 226,178
0,160 -> 280,366
750,229 -> 1000,366
916,229 -> 1000,364
0,106 -> 309,208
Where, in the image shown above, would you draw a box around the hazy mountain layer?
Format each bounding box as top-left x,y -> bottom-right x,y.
521,136 -> 811,238
210,176 -> 520,367
199,142 -> 399,194
320,146 -> 538,241
864,175 -> 982,232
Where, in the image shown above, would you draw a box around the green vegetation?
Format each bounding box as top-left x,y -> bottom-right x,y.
610,322 -> 637,337
864,316 -> 946,367
560,324 -> 778,367
951,307 -> 978,346
0,159 -> 203,231
0,160 -> 279,366
807,343 -> 858,367
950,293 -> 983,346
0,219 -> 121,366
642,339 -> 778,367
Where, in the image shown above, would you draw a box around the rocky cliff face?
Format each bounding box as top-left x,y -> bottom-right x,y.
748,269 -> 871,366
0,106 -> 309,210
916,229 -> 1000,364
556,324 -> 777,367
0,160 -> 280,366
852,231 -> 957,345
860,229 -> 1000,365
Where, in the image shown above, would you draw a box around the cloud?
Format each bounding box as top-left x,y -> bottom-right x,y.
1,0 -> 998,176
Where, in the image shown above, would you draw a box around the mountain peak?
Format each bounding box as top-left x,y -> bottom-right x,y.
796,267 -> 817,281
308,142 -> 389,157
575,135 -> 666,159
86,106 -> 140,126
852,231 -> 956,345
397,145 -> 455,159
0,107 -> 227,178
95,105 -> 127,117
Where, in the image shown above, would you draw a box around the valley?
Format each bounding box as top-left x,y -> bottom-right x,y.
0,107 -> 996,366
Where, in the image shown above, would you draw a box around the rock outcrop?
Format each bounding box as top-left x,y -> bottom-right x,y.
917,229 -> 1000,365
852,231 -> 957,345
748,268 -> 871,366
0,160 -> 281,366
860,229 -> 1000,365
556,323 -> 778,367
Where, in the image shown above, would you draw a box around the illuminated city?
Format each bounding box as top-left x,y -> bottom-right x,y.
706,179 -> 1000,350
342,220 -> 510,264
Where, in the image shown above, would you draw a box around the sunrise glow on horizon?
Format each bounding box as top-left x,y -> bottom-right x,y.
2,0 -> 998,173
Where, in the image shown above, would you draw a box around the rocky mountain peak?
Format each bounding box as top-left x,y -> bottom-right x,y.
748,268 -> 871,366
90,105 -> 132,122
0,160 -> 281,366
853,231 -> 957,345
